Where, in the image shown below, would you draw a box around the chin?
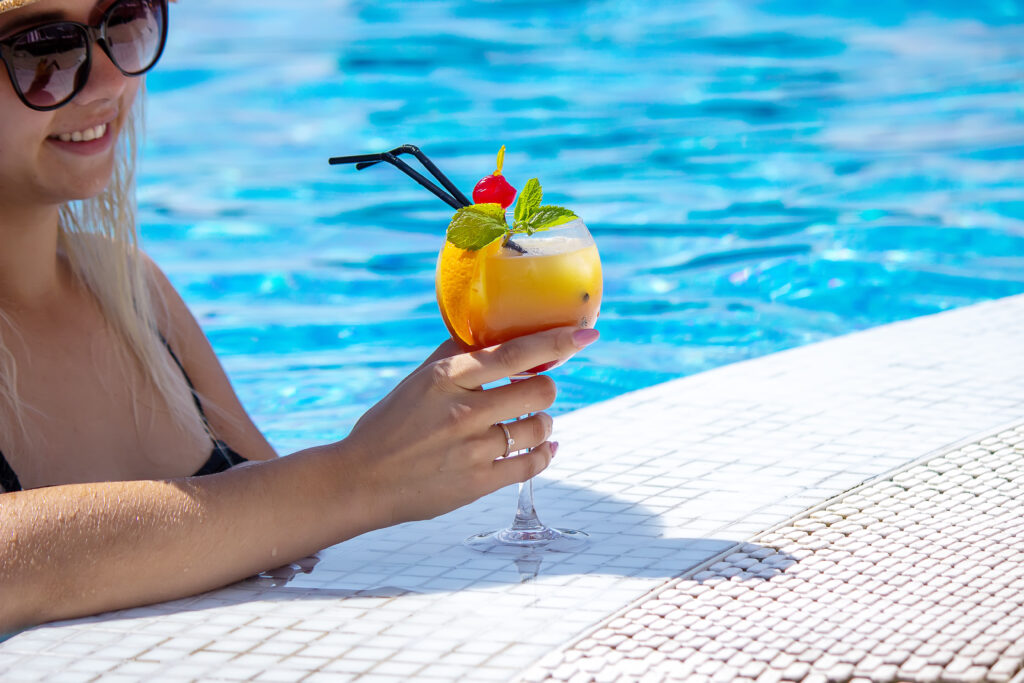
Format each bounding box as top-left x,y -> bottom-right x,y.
73,179 -> 114,201
54,160 -> 119,203
50,181 -> 113,205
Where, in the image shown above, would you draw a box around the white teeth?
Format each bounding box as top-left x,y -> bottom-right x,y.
55,123 -> 107,143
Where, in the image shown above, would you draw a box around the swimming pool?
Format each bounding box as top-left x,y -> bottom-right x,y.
141,0 -> 1024,453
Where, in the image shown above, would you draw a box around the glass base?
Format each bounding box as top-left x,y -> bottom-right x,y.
464,527 -> 589,555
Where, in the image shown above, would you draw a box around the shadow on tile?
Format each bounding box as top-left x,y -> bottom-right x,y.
60,479 -> 790,626
223,478 -> 773,595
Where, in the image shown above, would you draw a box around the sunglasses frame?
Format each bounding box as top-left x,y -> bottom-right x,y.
0,0 -> 168,111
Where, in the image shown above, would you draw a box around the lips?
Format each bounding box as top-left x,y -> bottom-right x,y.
46,118 -> 116,156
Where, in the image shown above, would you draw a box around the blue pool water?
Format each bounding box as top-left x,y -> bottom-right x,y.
142,0 -> 1024,453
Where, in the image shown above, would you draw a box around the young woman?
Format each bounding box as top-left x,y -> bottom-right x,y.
0,0 -> 598,632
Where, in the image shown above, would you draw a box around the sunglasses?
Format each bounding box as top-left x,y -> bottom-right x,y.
0,0 -> 167,111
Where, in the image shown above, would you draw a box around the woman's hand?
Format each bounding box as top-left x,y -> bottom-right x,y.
343,326 -> 599,525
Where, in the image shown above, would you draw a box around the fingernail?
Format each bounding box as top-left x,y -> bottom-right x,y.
550,441 -> 560,457
572,328 -> 600,348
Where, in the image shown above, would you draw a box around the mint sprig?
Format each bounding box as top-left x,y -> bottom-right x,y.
446,178 -> 579,251
526,206 -> 577,231
512,178 -> 578,234
514,178 -> 543,224
446,203 -> 507,250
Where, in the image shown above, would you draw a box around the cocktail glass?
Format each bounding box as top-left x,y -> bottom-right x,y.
436,218 -> 602,553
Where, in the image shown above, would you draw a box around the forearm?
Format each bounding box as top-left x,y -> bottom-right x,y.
0,444 -> 375,632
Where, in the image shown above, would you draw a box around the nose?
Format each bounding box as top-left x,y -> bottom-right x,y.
72,41 -> 132,107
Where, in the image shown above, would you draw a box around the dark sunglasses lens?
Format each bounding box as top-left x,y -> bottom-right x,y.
10,24 -> 88,109
105,0 -> 165,75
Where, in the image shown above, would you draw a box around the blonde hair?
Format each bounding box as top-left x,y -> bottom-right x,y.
1,93 -> 200,447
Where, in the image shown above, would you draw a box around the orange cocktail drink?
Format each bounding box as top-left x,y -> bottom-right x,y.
434,148 -> 602,552
328,143 -> 601,552
437,220 -> 602,353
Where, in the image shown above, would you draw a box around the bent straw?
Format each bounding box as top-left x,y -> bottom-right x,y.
355,144 -> 472,208
330,151 -> 461,209
329,146 -> 470,210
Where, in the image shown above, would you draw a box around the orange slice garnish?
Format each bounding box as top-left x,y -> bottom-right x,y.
436,238 -> 500,349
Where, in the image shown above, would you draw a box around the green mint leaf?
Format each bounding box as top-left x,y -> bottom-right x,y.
514,178 -> 543,226
527,205 -> 578,232
446,203 -> 508,250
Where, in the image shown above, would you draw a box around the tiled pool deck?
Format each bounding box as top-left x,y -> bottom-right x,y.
2,293 -> 1024,682
525,424 -> 1024,683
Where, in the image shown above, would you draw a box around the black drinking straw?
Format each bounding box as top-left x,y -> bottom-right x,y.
328,145 -> 471,210
356,144 -> 472,208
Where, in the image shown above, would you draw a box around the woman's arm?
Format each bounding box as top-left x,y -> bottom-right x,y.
0,445 -> 366,631
0,326 -> 593,632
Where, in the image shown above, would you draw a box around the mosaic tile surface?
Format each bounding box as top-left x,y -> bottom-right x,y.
2,294 -> 1024,681
524,424 -> 1024,683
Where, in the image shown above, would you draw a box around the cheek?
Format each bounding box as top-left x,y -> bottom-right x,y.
0,91 -> 51,180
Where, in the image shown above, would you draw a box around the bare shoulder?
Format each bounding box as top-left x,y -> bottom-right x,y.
139,252 -> 278,461
139,251 -> 199,352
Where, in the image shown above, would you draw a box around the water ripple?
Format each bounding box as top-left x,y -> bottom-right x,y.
143,0 -> 1024,449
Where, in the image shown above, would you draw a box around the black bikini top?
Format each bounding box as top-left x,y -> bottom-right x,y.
0,337 -> 247,493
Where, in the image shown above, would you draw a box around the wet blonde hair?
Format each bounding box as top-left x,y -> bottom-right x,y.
1,94 -> 200,446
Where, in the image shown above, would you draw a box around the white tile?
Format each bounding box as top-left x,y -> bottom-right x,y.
34,674 -> 97,683
5,295 -> 1024,681
527,415 -> 1024,681
251,669 -> 310,683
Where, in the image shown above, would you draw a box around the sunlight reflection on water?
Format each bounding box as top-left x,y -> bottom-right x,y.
141,0 -> 1024,452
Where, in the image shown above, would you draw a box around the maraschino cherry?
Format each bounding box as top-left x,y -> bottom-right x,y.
473,146 -> 517,208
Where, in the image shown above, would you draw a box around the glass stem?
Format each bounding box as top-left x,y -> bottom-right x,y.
510,477 -> 545,532
507,374 -> 546,533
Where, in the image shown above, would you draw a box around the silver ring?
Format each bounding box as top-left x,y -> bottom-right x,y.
498,423 -> 514,458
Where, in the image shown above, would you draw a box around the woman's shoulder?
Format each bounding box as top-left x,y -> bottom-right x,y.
136,250 -> 199,353
135,253 -> 280,462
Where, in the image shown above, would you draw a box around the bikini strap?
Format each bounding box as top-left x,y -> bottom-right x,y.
0,449 -> 22,493
0,334 -> 230,494
158,333 -> 230,460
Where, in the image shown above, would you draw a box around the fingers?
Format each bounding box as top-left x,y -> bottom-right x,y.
490,442 -> 559,487
490,414 -> 554,459
474,374 -> 557,425
441,327 -> 599,391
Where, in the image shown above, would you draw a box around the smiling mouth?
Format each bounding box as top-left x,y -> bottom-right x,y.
49,123 -> 109,143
